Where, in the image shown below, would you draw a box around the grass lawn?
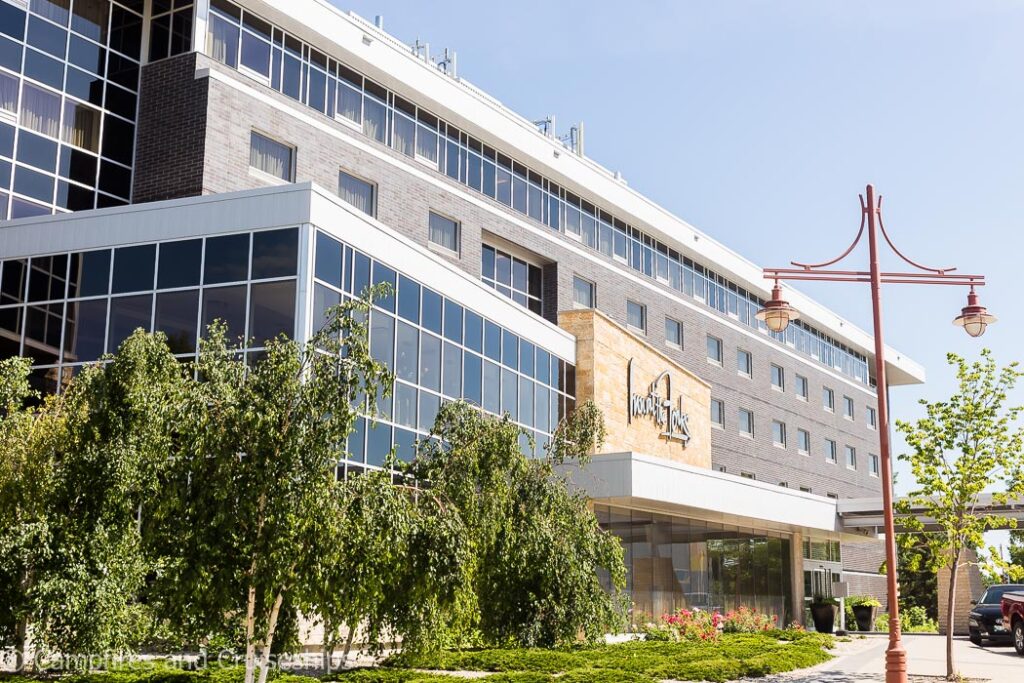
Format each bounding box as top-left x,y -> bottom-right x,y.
1,631 -> 834,683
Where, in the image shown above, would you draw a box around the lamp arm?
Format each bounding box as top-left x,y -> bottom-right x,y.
791,194 -> 867,270
876,196 -> 956,275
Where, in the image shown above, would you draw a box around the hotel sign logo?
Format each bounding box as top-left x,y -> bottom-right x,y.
626,358 -> 691,447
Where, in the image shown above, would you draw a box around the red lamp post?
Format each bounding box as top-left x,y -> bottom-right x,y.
758,184 -> 994,683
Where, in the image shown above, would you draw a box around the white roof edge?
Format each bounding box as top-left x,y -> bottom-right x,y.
244,0 -> 925,385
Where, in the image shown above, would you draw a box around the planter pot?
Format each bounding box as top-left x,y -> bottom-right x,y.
811,603 -> 839,633
852,605 -> 877,632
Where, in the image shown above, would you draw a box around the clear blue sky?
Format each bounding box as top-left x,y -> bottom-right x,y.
332,0 -> 1023,522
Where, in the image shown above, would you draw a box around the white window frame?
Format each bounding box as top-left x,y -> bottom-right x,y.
795,374 -> 808,401
248,130 -> 295,185
739,408 -> 754,438
823,387 -> 835,413
572,275 -> 596,309
711,398 -> 725,429
843,395 -> 855,420
428,210 -> 461,256
825,439 -> 837,464
797,428 -> 810,455
869,453 -> 880,477
626,299 -> 646,334
737,349 -> 752,379
772,420 -> 787,448
771,363 -> 785,392
665,316 -> 682,348
707,334 -> 723,366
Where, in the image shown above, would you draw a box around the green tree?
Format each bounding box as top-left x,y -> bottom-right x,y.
896,349 -> 1024,680
409,399 -> 627,648
146,293 -> 392,683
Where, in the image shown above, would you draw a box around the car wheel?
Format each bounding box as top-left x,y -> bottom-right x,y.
969,630 -> 982,646
1014,620 -> 1024,656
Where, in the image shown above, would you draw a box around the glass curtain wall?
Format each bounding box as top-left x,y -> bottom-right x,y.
201,0 -> 870,386
595,504 -> 793,625
0,0 -> 143,219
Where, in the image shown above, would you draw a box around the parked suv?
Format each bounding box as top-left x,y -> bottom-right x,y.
1002,590 -> 1024,655
969,584 -> 1024,646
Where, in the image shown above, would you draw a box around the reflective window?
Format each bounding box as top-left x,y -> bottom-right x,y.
107,293 -> 152,351
823,387 -> 835,412
707,335 -> 723,364
626,300 -> 646,333
157,240 -> 202,289
248,280 -> 295,345
772,420 -> 786,447
481,244 -> 542,315
572,276 -> 595,308
69,249 -> 110,298
843,395 -> 855,419
869,454 -> 879,477
111,244 -> 155,293
665,317 -> 682,348
771,364 -> 785,391
710,398 -> 724,427
251,228 -> 297,279
202,284 -> 246,341
155,289 -> 199,354
737,349 -> 752,378
845,445 -> 857,470
739,408 -> 754,437
204,233 -> 249,284
825,439 -> 837,463
63,297 -> 106,363
795,374 -> 808,400
797,428 -> 810,454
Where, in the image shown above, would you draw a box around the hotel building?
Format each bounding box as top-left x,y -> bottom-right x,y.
0,0 -> 926,626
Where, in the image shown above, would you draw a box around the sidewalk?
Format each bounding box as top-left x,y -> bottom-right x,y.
752,634 -> 1021,683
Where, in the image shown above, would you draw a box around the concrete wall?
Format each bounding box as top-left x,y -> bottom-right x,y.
559,309 -> 712,468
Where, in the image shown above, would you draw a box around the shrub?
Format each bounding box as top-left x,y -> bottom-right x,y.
643,608 -> 721,642
720,606 -> 777,633
847,595 -> 882,608
874,606 -> 938,634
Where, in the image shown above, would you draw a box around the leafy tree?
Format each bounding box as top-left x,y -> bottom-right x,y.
896,349 -> 1024,680
146,292 -> 392,683
409,399 -> 627,648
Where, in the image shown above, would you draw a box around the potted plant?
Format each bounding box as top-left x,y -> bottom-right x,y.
810,594 -> 839,633
848,595 -> 882,632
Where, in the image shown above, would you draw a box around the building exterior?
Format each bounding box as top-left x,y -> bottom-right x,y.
0,0 -> 926,627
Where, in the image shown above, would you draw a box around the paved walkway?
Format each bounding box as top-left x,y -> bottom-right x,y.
751,634 -> 1021,683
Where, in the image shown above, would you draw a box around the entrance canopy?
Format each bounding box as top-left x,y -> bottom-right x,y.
838,494 -> 1024,534
562,452 -> 873,542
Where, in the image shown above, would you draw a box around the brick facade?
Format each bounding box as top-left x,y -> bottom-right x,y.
132,53 -> 209,203
136,54 -> 889,595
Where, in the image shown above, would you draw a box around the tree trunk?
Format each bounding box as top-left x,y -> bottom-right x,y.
321,620 -> 336,674
946,547 -> 962,680
244,585 -> 258,683
256,593 -> 285,683
342,627 -> 356,664
14,614 -> 29,672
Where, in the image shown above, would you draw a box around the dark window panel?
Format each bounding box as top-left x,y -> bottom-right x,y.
28,254 -> 67,301
204,233 -> 249,284
67,34 -> 105,75
25,301 -> 63,352
251,228 -> 297,279
0,36 -> 21,72
100,116 -> 134,165
148,13 -> 170,61
14,165 -> 54,203
1,258 -> 28,304
248,280 -> 295,345
30,0 -> 70,26
314,231 -> 342,286
421,287 -> 442,335
420,331 -> 440,392
464,309 -> 482,353
155,289 -> 199,354
16,131 -> 58,172
201,285 -> 246,343
10,197 -> 50,218
107,294 -> 151,352
368,309 -> 394,371
396,275 -> 419,323
311,282 -> 339,335
157,239 -> 202,289
106,52 -> 139,90
443,300 -> 463,344
104,83 -> 136,119
0,4 -> 26,40
0,160 -> 11,188
352,251 -> 370,296
68,249 -> 110,298
483,320 -> 500,362
395,320 -> 417,382
371,261 -> 396,312
63,66 -> 105,106
170,9 -> 192,56
109,5 -> 142,60
111,243 -> 155,293
502,329 -> 518,370
59,145 -> 98,185
365,422 -> 392,468
98,160 -> 131,198
71,0 -> 109,43
95,192 -> 126,208
27,16 -> 66,58
24,49 -> 64,89
0,123 -> 13,157
463,351 -> 482,405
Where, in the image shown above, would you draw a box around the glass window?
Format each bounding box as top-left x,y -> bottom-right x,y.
395,320 -> 418,382
501,367 -> 517,420
240,29 -> 271,78
204,233 -> 249,284
845,445 -> 857,469
155,290 -> 199,354
772,420 -> 786,447
207,12 -> 238,67
157,240 -> 202,290
202,284 -> 246,342
869,454 -> 880,477
392,111 -> 414,157
421,288 -> 442,335
31,0 -> 70,26
107,294 -> 152,351
63,297 -> 106,363
311,282 -> 339,335
249,280 -> 295,345
737,349 -> 752,378
710,398 -> 724,427
17,132 -> 57,172
443,301 -> 463,343
665,317 -> 682,348
428,211 -> 459,253
572,276 -> 595,308
20,83 -> 61,138
843,395 -> 855,419
69,249 -> 110,298
464,310 -> 482,353
369,309 -> 394,370
363,95 -> 386,143
249,131 -> 293,181
72,0 -> 109,43
739,408 -> 754,437
100,116 -> 134,165
109,5 -> 142,59
28,16 -> 66,58
463,351 -> 481,405
797,428 -> 810,454
111,244 -> 155,294
396,276 -> 419,323
0,71 -> 17,113
338,170 -> 374,216
626,300 -> 645,332
251,228 -> 298,279
795,374 -> 808,400
867,406 -> 877,429
314,232 -> 342,287
707,335 -> 723,364
825,439 -> 837,463
337,80 -> 361,123
823,387 -> 835,411
771,364 -> 785,391
483,360 -> 500,414
481,244 -> 542,315
420,331 -> 441,392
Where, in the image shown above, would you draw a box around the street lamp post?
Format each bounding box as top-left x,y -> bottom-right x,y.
757,184 -> 995,683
